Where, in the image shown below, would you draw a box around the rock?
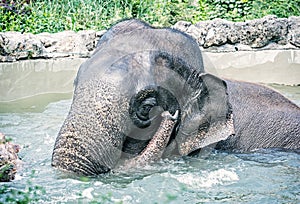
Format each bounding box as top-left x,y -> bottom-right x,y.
0,32 -> 45,62
0,16 -> 299,62
236,15 -> 288,48
174,21 -> 209,46
173,15 -> 299,51
187,24 -> 207,46
0,29 -> 105,62
36,30 -> 97,58
204,18 -> 233,47
172,21 -> 191,33
288,16 -> 300,47
0,133 -> 21,182
78,30 -> 98,52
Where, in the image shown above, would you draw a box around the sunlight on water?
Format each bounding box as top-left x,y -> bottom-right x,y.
169,169 -> 239,188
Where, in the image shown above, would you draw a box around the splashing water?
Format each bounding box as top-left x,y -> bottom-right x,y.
0,85 -> 299,203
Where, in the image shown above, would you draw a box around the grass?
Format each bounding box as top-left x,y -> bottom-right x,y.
0,0 -> 299,33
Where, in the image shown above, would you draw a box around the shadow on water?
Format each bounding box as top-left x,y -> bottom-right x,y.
268,84 -> 300,106
0,92 -> 73,113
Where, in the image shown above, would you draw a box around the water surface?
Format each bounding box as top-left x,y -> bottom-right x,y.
0,85 -> 299,203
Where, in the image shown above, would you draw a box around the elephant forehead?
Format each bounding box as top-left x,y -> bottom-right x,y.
76,27 -> 204,85
76,51 -> 154,88
109,52 -> 156,91
76,26 -> 204,86
100,29 -> 203,70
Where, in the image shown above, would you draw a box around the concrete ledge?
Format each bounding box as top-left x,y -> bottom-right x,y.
0,49 -> 299,104
203,50 -> 300,85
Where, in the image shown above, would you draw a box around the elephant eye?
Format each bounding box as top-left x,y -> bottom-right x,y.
129,86 -> 180,129
141,105 -> 152,115
129,88 -> 158,128
137,98 -> 157,120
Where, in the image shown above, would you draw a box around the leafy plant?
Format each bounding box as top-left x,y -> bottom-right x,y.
249,0 -> 300,19
205,0 -> 253,21
0,171 -> 46,203
0,0 -> 299,33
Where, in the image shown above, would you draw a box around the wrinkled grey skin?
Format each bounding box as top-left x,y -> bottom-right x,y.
216,80 -> 300,151
121,110 -> 179,170
52,19 -> 300,176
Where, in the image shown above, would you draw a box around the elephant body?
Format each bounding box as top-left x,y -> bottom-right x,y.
121,110 -> 178,169
52,19 -> 300,176
216,80 -> 300,151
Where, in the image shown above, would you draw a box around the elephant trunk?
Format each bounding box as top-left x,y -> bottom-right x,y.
52,120 -> 122,175
52,81 -> 128,175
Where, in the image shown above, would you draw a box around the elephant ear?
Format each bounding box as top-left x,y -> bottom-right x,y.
175,73 -> 235,156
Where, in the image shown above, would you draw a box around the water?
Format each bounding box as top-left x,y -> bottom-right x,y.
0,85 -> 299,203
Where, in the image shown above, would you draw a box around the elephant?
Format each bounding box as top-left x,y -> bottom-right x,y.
121,110 -> 179,169
51,19 -> 300,176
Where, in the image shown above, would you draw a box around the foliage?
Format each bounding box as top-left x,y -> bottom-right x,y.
205,0 -> 300,21
0,0 -> 299,33
205,0 -> 253,21
0,184 -> 45,203
250,0 -> 300,19
0,171 -> 46,203
0,164 -> 14,182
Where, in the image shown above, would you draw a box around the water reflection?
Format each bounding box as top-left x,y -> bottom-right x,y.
0,56 -> 299,203
0,93 -> 72,113
0,97 -> 299,203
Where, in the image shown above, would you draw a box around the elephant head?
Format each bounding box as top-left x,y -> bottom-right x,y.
51,19 -> 234,175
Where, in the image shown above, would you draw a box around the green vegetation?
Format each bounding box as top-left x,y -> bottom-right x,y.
0,171 -> 46,204
0,0 -> 299,33
0,184 -> 45,203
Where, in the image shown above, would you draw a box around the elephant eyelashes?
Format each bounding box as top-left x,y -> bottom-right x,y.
129,86 -> 181,130
137,98 -> 157,120
129,87 -> 158,128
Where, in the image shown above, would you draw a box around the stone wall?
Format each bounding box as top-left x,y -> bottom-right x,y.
173,15 -> 300,52
0,15 -> 299,62
0,30 -> 105,62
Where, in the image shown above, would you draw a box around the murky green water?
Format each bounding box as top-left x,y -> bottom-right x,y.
0,85 -> 299,203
